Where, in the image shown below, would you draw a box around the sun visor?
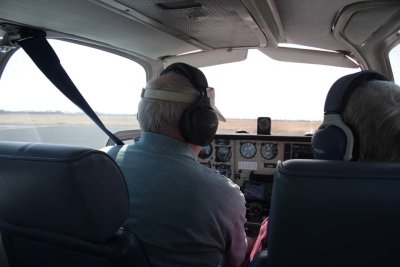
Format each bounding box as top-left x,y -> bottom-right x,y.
259,47 -> 359,68
163,48 -> 248,68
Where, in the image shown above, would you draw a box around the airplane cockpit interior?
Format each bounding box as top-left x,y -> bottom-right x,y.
0,0 -> 400,266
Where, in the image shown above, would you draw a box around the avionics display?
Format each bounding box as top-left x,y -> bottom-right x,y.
242,181 -> 266,200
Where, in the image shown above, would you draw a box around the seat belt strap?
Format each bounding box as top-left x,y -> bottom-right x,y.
17,33 -> 124,145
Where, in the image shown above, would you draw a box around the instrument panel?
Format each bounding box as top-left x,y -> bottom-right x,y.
198,134 -> 313,185
198,133 -> 313,231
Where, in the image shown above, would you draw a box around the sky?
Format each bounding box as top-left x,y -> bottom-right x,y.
1,39 -> 398,121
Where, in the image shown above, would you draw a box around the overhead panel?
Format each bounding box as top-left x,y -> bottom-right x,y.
95,0 -> 268,49
333,1 -> 400,69
333,1 -> 400,48
344,7 -> 400,46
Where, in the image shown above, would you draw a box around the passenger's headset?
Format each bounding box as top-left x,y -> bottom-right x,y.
141,63 -> 219,146
311,70 -> 389,161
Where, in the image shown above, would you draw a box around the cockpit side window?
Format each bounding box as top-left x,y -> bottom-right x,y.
389,43 -> 400,84
0,40 -> 145,148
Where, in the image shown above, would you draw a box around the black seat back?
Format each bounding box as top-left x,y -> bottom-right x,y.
267,159 -> 400,266
0,141 -> 151,267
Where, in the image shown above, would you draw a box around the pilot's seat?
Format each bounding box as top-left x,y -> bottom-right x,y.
0,141 -> 151,267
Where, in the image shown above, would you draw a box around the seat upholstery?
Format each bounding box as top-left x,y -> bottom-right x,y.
267,159 -> 400,266
248,249 -> 268,267
0,141 -> 151,267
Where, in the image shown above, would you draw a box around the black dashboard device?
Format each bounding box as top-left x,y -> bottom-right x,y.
242,181 -> 267,200
242,180 -> 271,225
257,117 -> 271,135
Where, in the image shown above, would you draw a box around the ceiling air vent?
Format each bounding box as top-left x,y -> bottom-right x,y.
156,1 -> 202,11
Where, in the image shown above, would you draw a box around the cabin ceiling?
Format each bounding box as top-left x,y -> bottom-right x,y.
0,0 -> 397,61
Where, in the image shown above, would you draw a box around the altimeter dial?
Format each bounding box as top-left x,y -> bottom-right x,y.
240,142 -> 257,159
261,143 -> 278,160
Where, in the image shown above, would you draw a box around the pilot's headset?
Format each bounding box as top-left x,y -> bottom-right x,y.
142,63 -> 219,146
312,70 -> 389,161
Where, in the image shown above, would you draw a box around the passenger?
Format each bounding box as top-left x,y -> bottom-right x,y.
340,78 -> 400,161
248,70 -> 398,263
105,63 -> 248,267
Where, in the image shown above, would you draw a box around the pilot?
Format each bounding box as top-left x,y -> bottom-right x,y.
248,70 -> 400,262
105,63 -> 248,267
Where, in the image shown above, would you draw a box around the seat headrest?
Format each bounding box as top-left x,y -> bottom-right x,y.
0,142 -> 129,242
268,159 -> 400,265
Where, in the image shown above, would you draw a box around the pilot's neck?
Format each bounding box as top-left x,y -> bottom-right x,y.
158,129 -> 201,156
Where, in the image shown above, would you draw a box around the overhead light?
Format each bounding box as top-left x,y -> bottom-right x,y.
278,43 -> 335,53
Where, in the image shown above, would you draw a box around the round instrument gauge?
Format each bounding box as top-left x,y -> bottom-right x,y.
216,164 -> 232,178
261,143 -> 278,160
215,146 -> 232,162
198,144 -> 213,159
240,142 -> 257,159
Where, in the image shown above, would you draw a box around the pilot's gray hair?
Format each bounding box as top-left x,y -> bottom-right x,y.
343,80 -> 400,162
138,72 -> 199,133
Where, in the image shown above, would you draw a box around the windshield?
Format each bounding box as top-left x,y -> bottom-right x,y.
389,42 -> 400,84
201,49 -> 358,135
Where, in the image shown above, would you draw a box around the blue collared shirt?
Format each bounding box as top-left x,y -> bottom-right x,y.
105,132 -> 247,267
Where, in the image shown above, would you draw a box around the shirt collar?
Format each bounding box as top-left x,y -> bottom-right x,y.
138,132 -> 197,159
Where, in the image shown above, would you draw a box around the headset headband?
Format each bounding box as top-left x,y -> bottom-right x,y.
324,70 -> 389,114
160,63 -> 208,96
141,88 -> 199,103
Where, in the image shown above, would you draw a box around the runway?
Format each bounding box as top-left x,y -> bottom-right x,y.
0,124 -> 131,148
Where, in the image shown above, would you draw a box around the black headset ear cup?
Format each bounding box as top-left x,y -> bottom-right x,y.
312,125 -> 347,160
179,98 -> 219,146
161,63 -> 219,145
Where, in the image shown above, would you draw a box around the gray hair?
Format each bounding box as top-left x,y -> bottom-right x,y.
137,73 -> 199,133
343,80 -> 400,162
